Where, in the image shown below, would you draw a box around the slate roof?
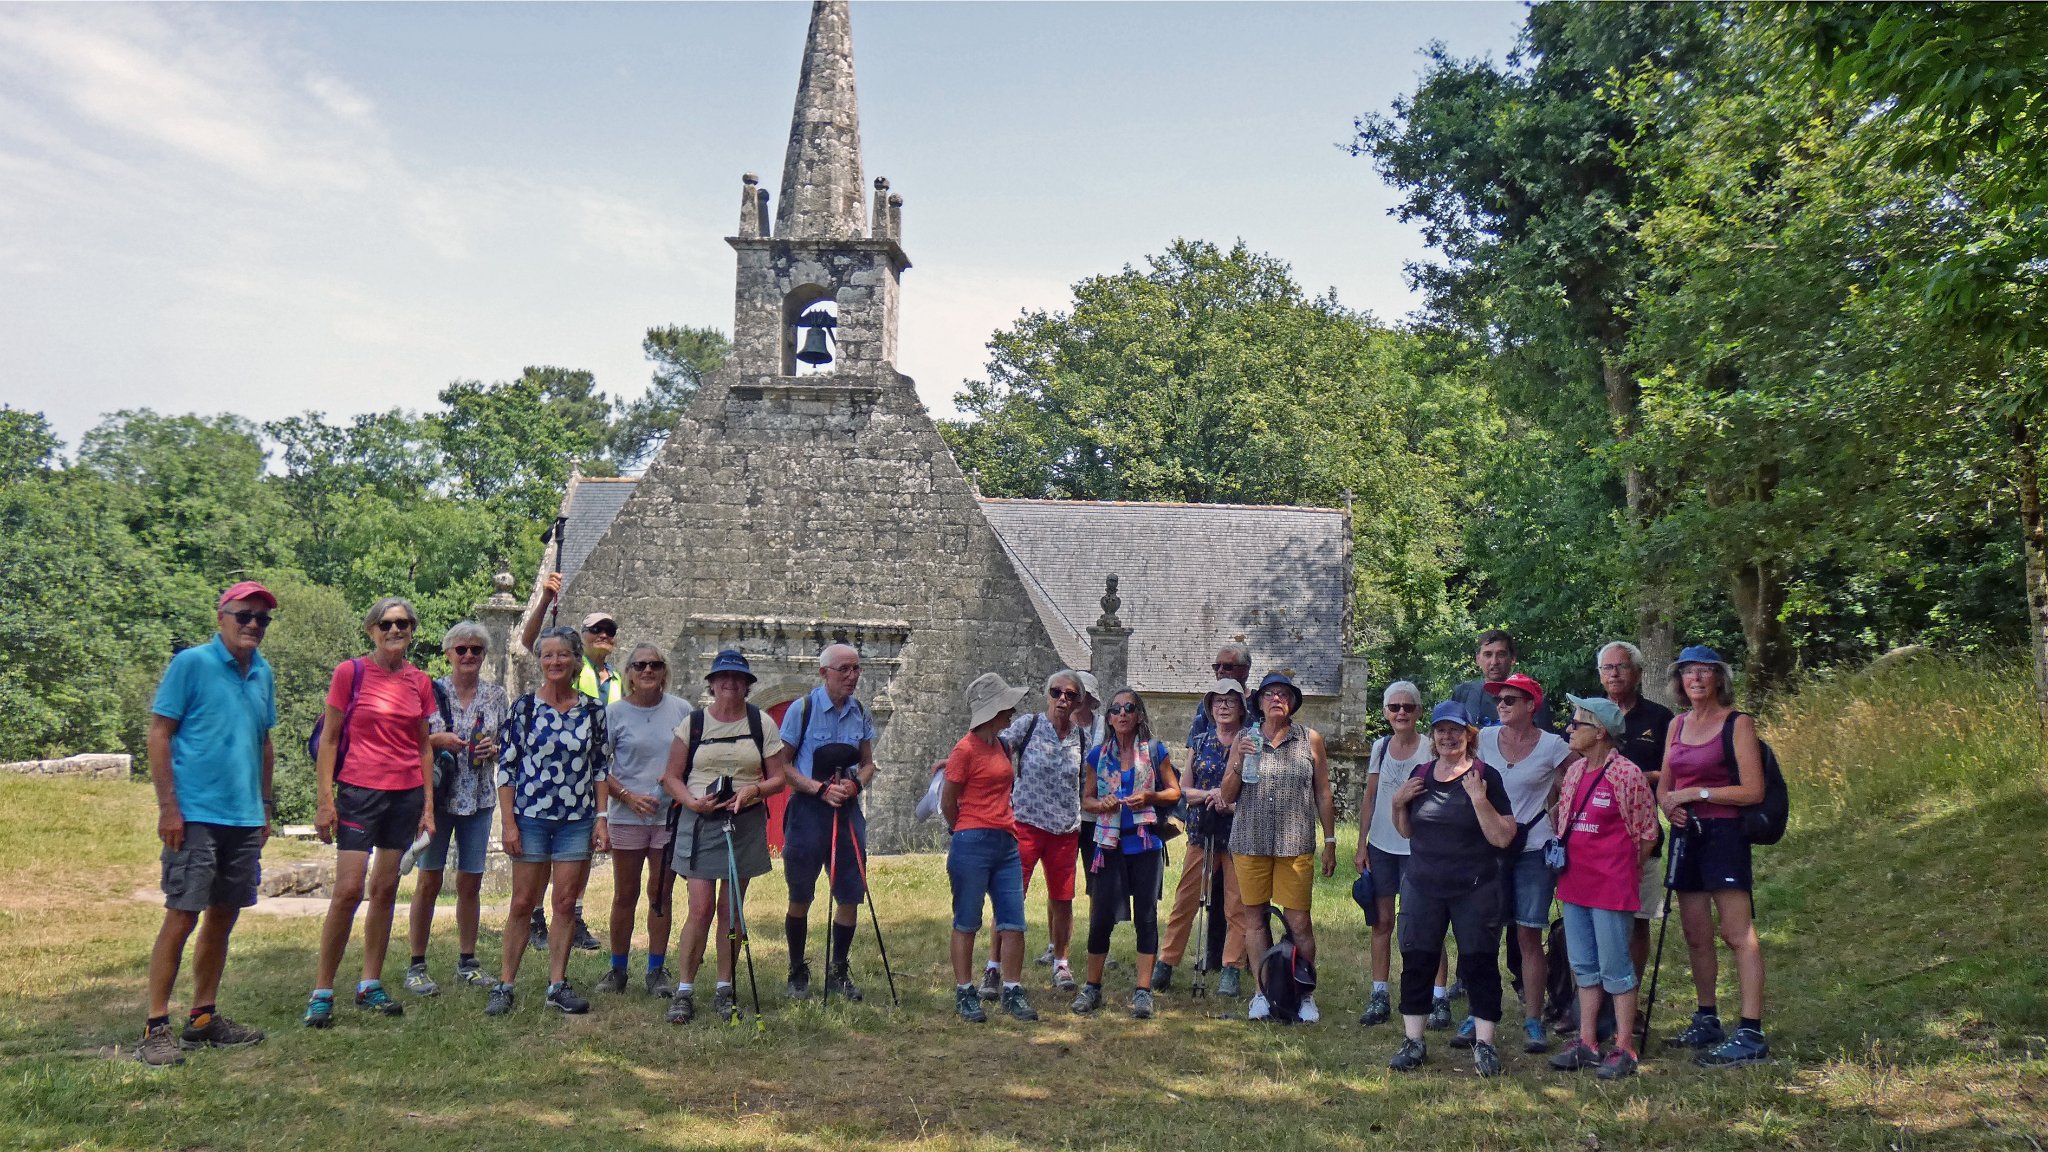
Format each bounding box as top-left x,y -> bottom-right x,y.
542,479 -> 1349,696
976,499 -> 1349,697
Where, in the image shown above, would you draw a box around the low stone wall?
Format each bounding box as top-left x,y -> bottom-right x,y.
1,754 -> 132,779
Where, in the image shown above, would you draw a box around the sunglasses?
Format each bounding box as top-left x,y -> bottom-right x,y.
450,645 -> 485,657
375,618 -> 416,633
584,623 -> 617,637
1212,661 -> 1251,673
1385,701 -> 1418,713
225,610 -> 272,628
1047,688 -> 1079,701
629,660 -> 666,672
1564,718 -> 1597,732
1497,694 -> 1532,707
1106,703 -> 1140,716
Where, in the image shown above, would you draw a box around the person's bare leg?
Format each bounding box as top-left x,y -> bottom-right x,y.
147,910 -> 200,1018
609,849 -> 645,961
1577,984 -> 1604,1050
1715,890 -> 1766,1020
314,850 -> 370,989
1517,924 -> 1547,1023
1049,899 -> 1074,964
998,929 -> 1025,983
1678,892 -> 1719,1007
358,849 -> 403,985
1632,916 -> 1651,978
189,905 -> 240,1009
951,929 -> 977,985
408,868 -> 445,960
455,871 -> 483,956
713,880 -> 738,984
680,879 -> 716,985
645,857 -> 673,964
548,860 -> 587,985
499,862 -> 547,985
1284,907 -> 1316,966
1614,989 -> 1639,1052
1371,898 -> 1397,984
1239,904 -> 1272,995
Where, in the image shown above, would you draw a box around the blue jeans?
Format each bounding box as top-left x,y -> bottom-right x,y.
947,828 -> 1025,933
1561,900 -> 1637,994
513,815 -> 595,864
420,808 -> 493,874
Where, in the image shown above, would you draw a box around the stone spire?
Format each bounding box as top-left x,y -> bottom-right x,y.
776,1 -> 865,241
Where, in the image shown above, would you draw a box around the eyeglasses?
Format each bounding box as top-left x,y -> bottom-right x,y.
1598,664 -> 1633,675
450,645 -> 484,657
375,619 -> 416,633
824,663 -> 861,674
1212,661 -> 1251,673
629,660 -> 666,672
1385,702 -> 1417,713
1047,688 -> 1079,702
584,623 -> 617,638
226,610 -> 272,628
1106,703 -> 1139,716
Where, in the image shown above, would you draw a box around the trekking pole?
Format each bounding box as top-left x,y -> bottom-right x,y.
540,516 -> 568,627
848,821 -> 899,1007
722,815 -> 764,1032
1640,815 -> 1689,1052
823,804 -> 839,1008
1190,832 -> 1213,998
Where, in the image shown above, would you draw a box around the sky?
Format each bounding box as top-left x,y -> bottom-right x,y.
0,2 -> 1527,452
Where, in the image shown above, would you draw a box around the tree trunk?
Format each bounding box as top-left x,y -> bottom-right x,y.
1603,355 -> 1679,701
2016,417 -> 2048,740
1731,558 -> 1793,700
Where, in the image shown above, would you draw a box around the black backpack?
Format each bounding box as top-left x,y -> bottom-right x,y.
1257,909 -> 1317,1023
1719,712 -> 1789,846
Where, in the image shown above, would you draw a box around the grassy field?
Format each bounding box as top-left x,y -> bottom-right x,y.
3,656 -> 2045,1150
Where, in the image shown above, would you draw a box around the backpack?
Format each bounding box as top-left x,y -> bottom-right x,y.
1257,909 -> 1317,1023
306,658 -> 368,771
1719,712 -> 1790,846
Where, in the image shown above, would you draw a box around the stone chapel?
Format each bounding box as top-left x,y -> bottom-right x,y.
518,1 -> 1369,850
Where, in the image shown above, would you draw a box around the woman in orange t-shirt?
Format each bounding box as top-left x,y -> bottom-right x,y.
942,672 -> 1038,1024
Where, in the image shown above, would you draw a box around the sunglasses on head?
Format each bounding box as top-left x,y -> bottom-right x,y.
584,623 -> 617,637
1107,702 -> 1139,716
450,644 -> 484,657
1385,701 -> 1417,713
375,618 -> 416,633
225,610 -> 272,628
629,660 -> 666,672
1047,687 -> 1079,701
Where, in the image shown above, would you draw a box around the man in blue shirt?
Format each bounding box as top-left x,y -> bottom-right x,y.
139,581 -> 279,1066
778,644 -> 879,1001
1450,629 -> 1556,730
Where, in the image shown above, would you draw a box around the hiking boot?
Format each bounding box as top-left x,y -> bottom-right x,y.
485,983 -> 515,1017
1131,988 -> 1155,1020
666,989 -> 695,1024
570,917 -> 602,953
1550,1038 -> 1601,1071
1598,1046 -> 1641,1080
978,966 -> 1002,1002
1217,966 -> 1241,998
1523,1016 -> 1550,1054
1036,943 -> 1056,965
1667,1010 -> 1726,1049
1450,1015 -> 1476,1049
1696,1027 -> 1770,1068
355,984 -> 403,1017
1359,988 -> 1391,1026
1071,984 -> 1104,1015
545,981 -> 589,1015
595,968 -> 630,994
1426,996 -> 1453,1030
1151,961 -> 1173,991
713,985 -> 737,1024
824,963 -> 864,1002
1388,1036 -> 1427,1071
785,961 -> 812,1000
1473,1039 -> 1503,1077
528,909 -> 549,951
645,968 -> 675,999
1447,979 -> 1465,1002
956,984 -> 986,1023
1248,993 -> 1271,1021
1052,961 -> 1078,992
138,1022 -> 185,1066
1000,984 -> 1039,1022
181,1012 -> 264,1049
456,958 -> 488,988
1298,995 -> 1321,1024
402,963 -> 439,997
303,993 -> 335,1029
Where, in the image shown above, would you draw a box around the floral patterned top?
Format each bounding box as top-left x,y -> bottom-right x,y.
429,678 -> 509,817
1001,712 -> 1091,836
497,692 -> 610,822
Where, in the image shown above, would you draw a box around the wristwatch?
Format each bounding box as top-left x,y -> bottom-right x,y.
1696,788 -> 1711,802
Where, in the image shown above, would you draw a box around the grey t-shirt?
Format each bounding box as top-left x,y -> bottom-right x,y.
606,694 -> 692,826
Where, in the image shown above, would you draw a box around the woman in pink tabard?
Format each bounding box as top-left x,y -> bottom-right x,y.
1657,645 -> 1769,1068
1546,694 -> 1657,1079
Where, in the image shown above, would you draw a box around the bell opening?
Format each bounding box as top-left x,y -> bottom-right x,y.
783,291 -> 839,376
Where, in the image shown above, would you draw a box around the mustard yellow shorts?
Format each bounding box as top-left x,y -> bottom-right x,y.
1235,852 -> 1315,912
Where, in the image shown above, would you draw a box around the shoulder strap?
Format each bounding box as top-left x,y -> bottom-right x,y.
787,696 -> 810,765
746,703 -> 764,756
681,708 -> 707,787
1371,736 -> 1388,776
432,678 -> 454,729
1720,710 -> 1748,786
1558,764 -> 1610,848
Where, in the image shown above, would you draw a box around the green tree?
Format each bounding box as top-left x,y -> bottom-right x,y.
0,407 -> 59,484
610,325 -> 731,470
254,570 -> 364,823
432,366 -> 615,523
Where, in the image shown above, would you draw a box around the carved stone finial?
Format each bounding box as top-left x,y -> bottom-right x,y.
744,172 -> 760,186
874,176 -> 889,190
493,569 -> 515,595
1096,575 -> 1123,630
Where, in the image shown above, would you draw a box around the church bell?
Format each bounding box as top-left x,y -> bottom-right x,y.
795,309 -> 837,366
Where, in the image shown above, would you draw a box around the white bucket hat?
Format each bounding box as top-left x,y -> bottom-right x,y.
965,672 -> 1029,729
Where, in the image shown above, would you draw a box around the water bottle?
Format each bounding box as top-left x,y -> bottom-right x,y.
467,714 -> 486,759
1240,732 -> 1264,786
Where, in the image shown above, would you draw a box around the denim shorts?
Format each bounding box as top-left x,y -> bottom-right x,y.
419,808 -> 493,874
1508,848 -> 1557,929
1561,901 -> 1637,994
513,815 -> 595,864
1366,844 -> 1407,908
947,828 -> 1025,934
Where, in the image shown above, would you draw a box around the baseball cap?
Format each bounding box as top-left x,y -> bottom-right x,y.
1483,672 -> 1545,709
580,611 -> 617,630
218,581 -> 277,611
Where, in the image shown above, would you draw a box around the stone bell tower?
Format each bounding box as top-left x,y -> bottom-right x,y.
555,0 -> 1063,850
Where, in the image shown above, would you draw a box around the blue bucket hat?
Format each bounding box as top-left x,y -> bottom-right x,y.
1428,700 -> 1475,729
1668,644 -> 1731,676
705,648 -> 756,684
1253,671 -> 1303,715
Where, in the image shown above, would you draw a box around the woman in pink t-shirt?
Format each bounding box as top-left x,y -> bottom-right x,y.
305,597 -> 436,1027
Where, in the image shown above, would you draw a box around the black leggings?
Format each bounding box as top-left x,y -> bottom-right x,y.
1087,848 -> 1163,957
1397,878 -> 1505,1023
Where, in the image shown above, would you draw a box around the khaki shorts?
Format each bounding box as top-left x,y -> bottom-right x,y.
1636,852 -> 1667,920
1236,852 -> 1315,912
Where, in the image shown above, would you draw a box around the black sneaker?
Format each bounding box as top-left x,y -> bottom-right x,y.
138,1022 -> 185,1066
666,989 -> 695,1024
1549,1038 -> 1601,1071
1151,961 -> 1173,991
455,958 -> 488,988
545,981 -> 590,1015
1426,996 -> 1453,1030
1000,984 -> 1039,1022
1388,1037 -> 1427,1071
1696,1027 -> 1769,1068
785,961 -> 812,1001
1130,988 -> 1154,1020
824,962 -> 864,1002
528,909 -> 550,952
1597,1046 -> 1641,1080
956,984 -> 986,1023
645,968 -> 676,998
570,917 -> 602,953
1473,1039 -> 1503,1078
1668,1010 -> 1726,1050
1359,988 -> 1391,1027
485,984 -> 515,1017
1071,984 -> 1104,1015
595,968 -> 630,994
181,1012 -> 265,1049
978,966 -> 1001,1002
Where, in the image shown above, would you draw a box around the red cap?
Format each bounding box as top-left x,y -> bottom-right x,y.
217,581 -> 277,611
1483,672 -> 1544,709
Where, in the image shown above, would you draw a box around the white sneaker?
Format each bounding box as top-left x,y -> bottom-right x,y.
398,829 -> 433,876
1298,995 -> 1320,1024
1248,993 -> 1271,1021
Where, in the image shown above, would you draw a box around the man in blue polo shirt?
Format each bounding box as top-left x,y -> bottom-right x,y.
139,581 -> 279,1066
779,643 -> 879,1002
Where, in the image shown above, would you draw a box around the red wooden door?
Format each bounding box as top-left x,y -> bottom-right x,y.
764,700 -> 791,853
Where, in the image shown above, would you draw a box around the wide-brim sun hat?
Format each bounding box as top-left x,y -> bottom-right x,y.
1253,671 -> 1303,715
1204,678 -> 1249,706
1668,644 -> 1731,676
1563,693 -> 1625,738
1075,670 -> 1102,705
706,648 -> 756,684
966,671 -> 1029,729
